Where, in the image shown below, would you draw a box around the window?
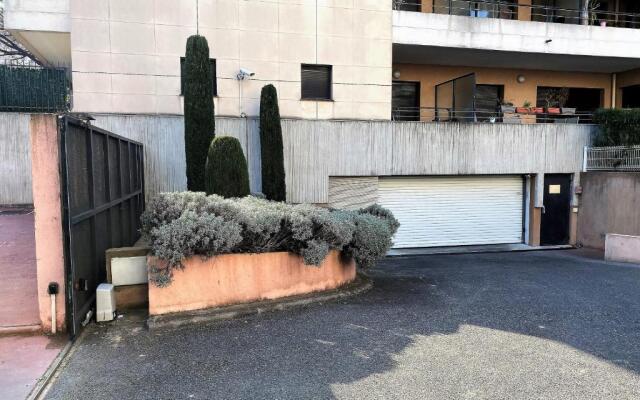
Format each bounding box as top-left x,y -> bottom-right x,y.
180,57 -> 217,96
301,64 -> 332,100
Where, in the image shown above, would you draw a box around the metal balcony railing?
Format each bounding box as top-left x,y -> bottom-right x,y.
391,106 -> 594,124
584,145 -> 640,171
393,1 -> 640,29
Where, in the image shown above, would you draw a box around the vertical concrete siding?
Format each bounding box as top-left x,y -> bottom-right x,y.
0,113 -> 33,204
4,113 -> 594,205
91,115 -> 262,198
578,172 -> 640,249
283,121 -> 594,203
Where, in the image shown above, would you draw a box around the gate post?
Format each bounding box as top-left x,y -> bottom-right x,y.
30,114 -> 66,333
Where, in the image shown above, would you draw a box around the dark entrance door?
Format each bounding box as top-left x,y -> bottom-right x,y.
540,174 -> 572,245
59,116 -> 145,338
475,84 -> 504,122
392,81 -> 420,121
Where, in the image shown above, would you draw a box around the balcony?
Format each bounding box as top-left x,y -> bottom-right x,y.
394,1 -> 640,28
3,0 -> 71,64
393,1 -> 640,66
391,106 -> 593,124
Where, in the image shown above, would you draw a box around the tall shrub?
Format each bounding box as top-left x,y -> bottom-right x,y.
205,136 -> 250,198
184,35 -> 215,191
593,108 -> 640,146
259,84 -> 286,201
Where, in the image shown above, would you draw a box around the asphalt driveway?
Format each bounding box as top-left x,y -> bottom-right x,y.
44,250 -> 640,400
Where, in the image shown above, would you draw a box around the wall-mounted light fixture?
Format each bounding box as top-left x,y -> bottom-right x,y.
393,70 -> 401,79
517,74 -> 526,84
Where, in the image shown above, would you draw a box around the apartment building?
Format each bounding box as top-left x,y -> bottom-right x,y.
392,0 -> 640,121
4,0 -> 392,119
4,0 -> 637,250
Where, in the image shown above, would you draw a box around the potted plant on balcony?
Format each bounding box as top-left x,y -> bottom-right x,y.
516,101 -> 532,114
531,105 -> 545,114
589,0 -> 602,26
500,101 -> 516,113
541,87 -> 570,115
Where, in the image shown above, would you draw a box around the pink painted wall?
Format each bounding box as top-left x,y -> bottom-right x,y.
30,115 -> 66,333
149,250 -> 356,315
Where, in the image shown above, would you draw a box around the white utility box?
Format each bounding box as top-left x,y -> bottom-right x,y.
96,283 -> 116,322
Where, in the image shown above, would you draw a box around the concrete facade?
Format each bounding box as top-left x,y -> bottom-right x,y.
577,172 -> 640,249
4,0 -> 71,64
393,10 -> 640,61
65,0 -> 392,119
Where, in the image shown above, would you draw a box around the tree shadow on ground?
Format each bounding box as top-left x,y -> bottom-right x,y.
45,251 -> 640,399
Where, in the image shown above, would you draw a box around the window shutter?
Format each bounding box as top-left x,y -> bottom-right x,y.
301,65 -> 332,100
180,57 -> 217,96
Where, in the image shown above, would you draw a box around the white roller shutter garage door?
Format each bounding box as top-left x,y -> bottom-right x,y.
378,176 -> 524,248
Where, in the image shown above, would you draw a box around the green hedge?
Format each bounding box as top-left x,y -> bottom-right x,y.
0,65 -> 68,112
593,108 -> 640,146
205,136 -> 250,198
259,84 -> 286,201
184,35 -> 215,191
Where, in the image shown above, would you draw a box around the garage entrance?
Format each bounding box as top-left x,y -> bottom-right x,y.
378,176 -> 524,248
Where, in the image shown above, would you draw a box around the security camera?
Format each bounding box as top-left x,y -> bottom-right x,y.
237,68 -> 255,80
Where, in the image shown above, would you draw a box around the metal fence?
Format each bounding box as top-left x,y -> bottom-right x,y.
0,59 -> 70,112
393,1 -> 640,29
392,106 -> 593,124
584,145 -> 640,171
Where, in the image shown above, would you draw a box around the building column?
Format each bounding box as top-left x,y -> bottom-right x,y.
528,173 -> 543,246
30,114 -> 66,333
518,0 -> 532,21
569,173 -> 581,246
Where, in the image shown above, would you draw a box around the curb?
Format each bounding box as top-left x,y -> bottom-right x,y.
26,333 -> 81,400
0,324 -> 41,336
387,245 -> 575,258
147,274 -> 373,330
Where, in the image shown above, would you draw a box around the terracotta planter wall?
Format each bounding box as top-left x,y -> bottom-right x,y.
148,250 -> 356,315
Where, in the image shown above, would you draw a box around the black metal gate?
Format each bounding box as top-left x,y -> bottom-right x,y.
59,116 -> 144,337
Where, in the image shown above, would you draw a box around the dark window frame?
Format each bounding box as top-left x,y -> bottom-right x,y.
180,57 -> 217,96
301,64 -> 333,101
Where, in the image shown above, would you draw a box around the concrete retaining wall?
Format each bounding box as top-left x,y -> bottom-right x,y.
577,172 -> 640,249
605,234 -> 640,264
3,113 -> 594,205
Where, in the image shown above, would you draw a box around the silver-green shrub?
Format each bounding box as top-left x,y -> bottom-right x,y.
141,193 -> 398,286
148,210 -> 242,286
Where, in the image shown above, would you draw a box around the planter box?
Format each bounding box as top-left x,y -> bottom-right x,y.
500,105 -> 516,113
148,250 -> 356,315
516,107 -> 530,114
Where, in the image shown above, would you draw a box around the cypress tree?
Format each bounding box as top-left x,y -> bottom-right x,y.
184,35 -> 215,191
205,136 -> 250,198
259,84 -> 286,201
